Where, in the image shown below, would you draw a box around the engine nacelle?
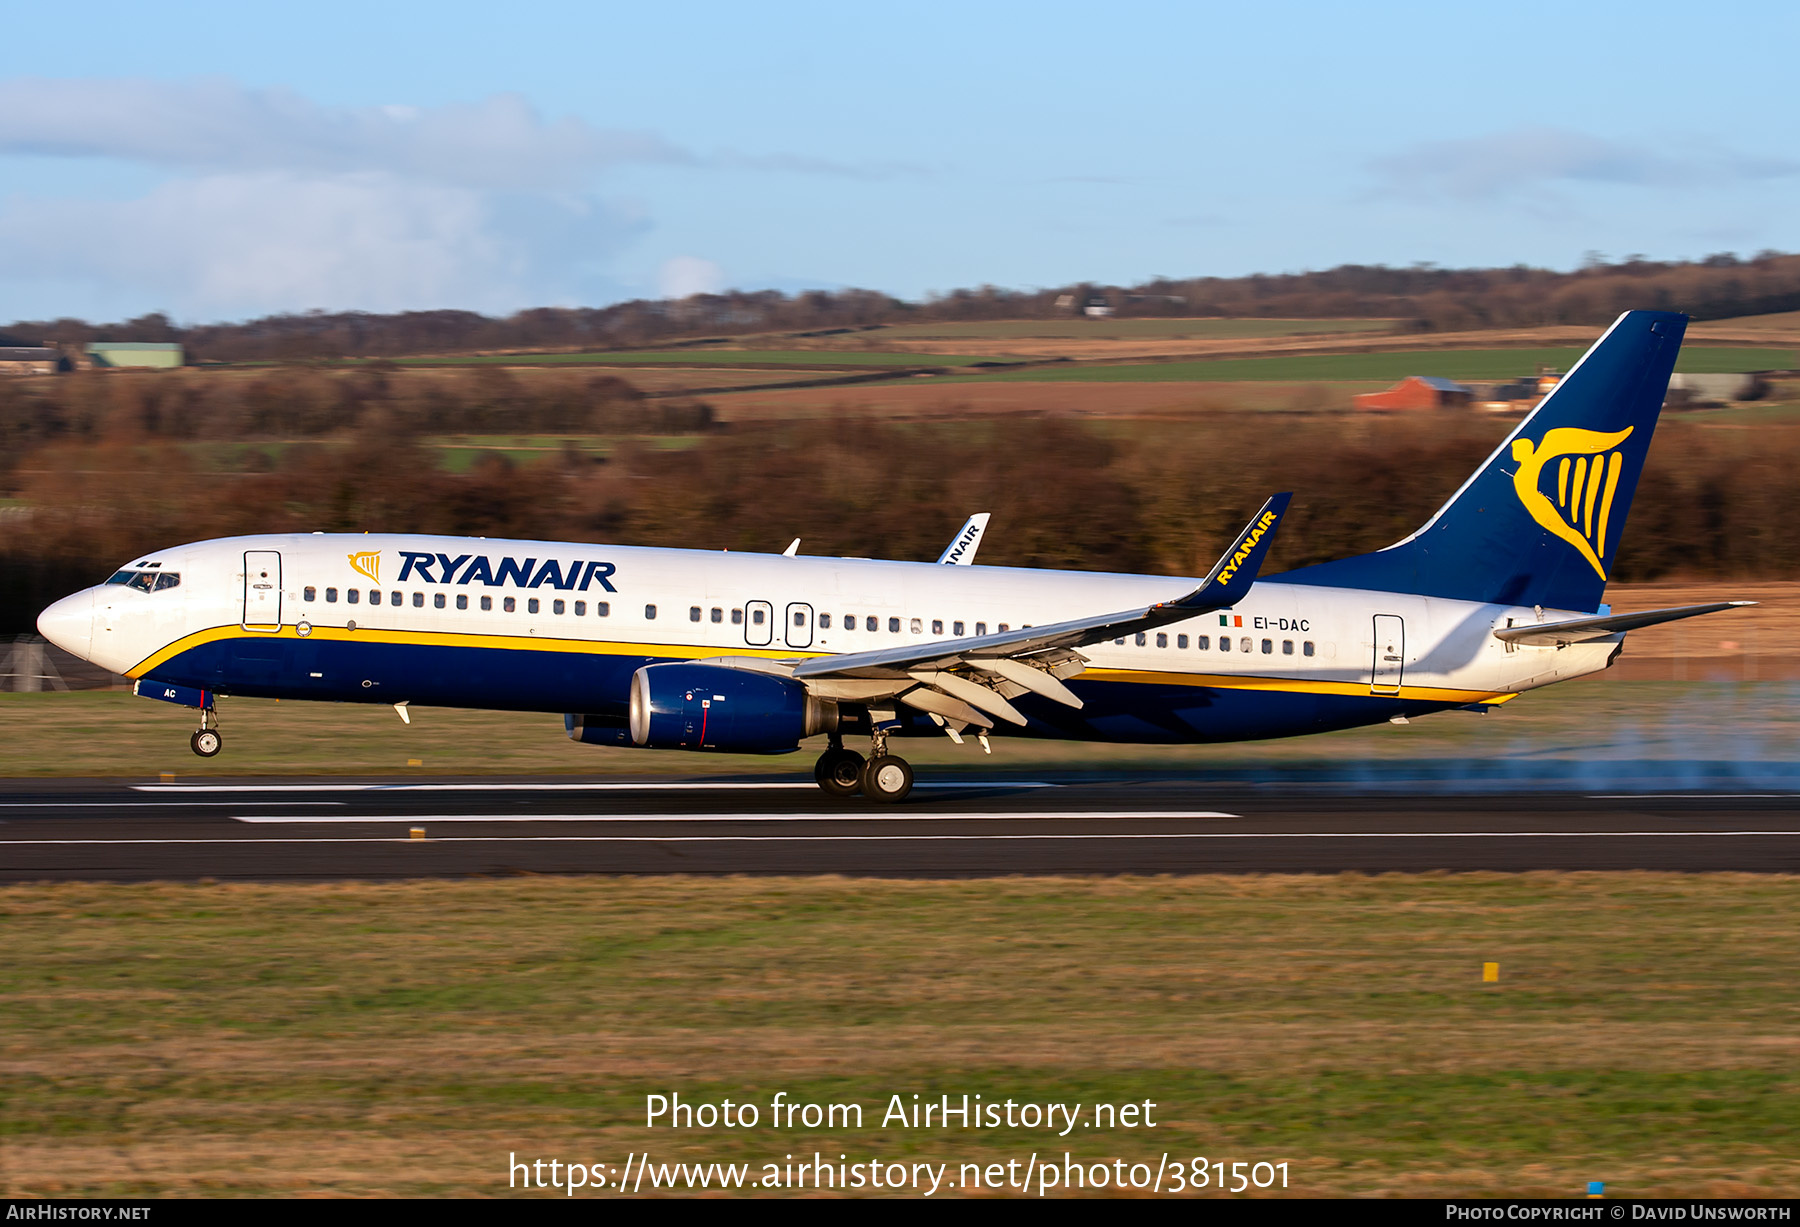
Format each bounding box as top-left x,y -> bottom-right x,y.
628,663 -> 835,754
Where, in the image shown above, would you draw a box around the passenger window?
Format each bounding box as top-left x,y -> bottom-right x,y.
553,599 -> 565,615
645,604 -> 657,620
303,586 -> 316,602
820,613 -> 832,629
1220,637 -> 1231,652
975,622 -> 986,636
690,606 -> 702,622
731,608 -> 743,625
953,621 -> 965,636
910,618 -> 922,634
412,592 -> 424,608
390,591 -> 402,607
1261,639 -> 1272,654
457,595 -> 469,611
1135,632 -> 1147,646
1115,639 -> 1125,646
1177,634 -> 1188,649
503,597 -> 516,612
998,623 -> 1009,633
1241,637 -> 1253,653
888,617 -> 900,633
1282,639 -> 1293,655
753,608 -> 765,625
596,602 -> 609,617
434,593 -> 446,609
573,600 -> 584,615
795,611 -> 806,626
1197,635 -> 1209,650
866,616 -> 878,631
347,589 -> 360,605
1303,641 -> 1315,657
481,596 -> 493,611
711,607 -> 722,623
326,588 -> 338,603
932,620 -> 943,635
1156,633 -> 1168,648
369,590 -> 379,604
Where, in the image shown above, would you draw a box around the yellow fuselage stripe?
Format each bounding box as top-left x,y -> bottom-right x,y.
129,623 -> 1515,706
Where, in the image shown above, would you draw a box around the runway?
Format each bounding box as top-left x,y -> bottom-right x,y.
5,775 -> 1800,879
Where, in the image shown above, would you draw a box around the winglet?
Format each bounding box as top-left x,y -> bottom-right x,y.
937,513 -> 991,565
1171,493 -> 1292,610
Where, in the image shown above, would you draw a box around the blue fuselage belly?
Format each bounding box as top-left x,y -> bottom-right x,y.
147,637 -> 1435,745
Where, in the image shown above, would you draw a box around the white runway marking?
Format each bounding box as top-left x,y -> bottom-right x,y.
12,830 -> 1800,847
1588,793 -> 1800,799
134,781 -> 1054,794
231,810 -> 1240,824
0,801 -> 345,809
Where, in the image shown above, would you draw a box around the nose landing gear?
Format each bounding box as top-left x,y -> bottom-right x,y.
190,708 -> 222,758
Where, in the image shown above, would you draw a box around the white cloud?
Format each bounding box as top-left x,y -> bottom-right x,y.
657,256 -> 727,300
1369,126 -> 1800,202
0,171 -> 647,317
0,77 -> 689,191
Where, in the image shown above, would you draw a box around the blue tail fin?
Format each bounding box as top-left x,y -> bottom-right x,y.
1267,310 -> 1687,612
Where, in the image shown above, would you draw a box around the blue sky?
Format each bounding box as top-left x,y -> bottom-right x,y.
2,0 -> 1796,322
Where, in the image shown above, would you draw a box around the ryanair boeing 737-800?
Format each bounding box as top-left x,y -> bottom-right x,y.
35,311 -> 1749,801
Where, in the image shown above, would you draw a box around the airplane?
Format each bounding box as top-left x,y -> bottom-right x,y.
36,310 -> 1750,802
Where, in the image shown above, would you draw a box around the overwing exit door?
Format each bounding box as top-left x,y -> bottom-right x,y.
243,550 -> 282,632
744,599 -> 773,646
1370,614 -> 1404,694
785,603 -> 814,648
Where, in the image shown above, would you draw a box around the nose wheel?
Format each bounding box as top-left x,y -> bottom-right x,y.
190,729 -> 222,757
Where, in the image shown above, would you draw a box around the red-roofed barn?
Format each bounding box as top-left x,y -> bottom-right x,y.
1353,376 -> 1473,411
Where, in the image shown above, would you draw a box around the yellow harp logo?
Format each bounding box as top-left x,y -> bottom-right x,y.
348,550 -> 381,584
1509,426 -> 1633,580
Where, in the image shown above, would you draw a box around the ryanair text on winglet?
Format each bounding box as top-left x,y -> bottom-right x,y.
1213,509 -> 1279,589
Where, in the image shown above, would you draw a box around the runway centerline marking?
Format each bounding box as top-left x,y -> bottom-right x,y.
232,810 -> 1241,824
0,801 -> 345,809
13,830 -> 1800,847
134,781 -> 1055,794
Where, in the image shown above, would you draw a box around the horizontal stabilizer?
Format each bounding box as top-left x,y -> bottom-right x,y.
1494,601 -> 1755,647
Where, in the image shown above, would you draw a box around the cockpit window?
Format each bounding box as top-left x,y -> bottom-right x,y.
105,570 -> 179,592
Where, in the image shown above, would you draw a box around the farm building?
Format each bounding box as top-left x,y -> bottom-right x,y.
85,341 -> 183,369
0,347 -> 71,376
1353,375 -> 1472,411
1667,372 -> 1769,404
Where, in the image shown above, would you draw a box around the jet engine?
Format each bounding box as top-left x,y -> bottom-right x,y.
628,663 -> 836,753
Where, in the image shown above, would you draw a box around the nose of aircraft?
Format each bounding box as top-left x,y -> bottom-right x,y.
37,589 -> 95,661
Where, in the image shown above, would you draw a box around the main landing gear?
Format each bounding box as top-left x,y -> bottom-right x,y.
190,707 -> 222,758
813,730 -> 913,803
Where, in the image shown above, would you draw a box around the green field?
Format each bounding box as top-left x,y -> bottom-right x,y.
4,873 -> 1797,1196
2,678 -> 1791,779
391,349 -> 1005,369
934,346 -> 1797,384
873,318 -> 1401,340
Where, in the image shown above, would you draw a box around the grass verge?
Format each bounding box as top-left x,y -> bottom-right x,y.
2,873 -> 1797,1196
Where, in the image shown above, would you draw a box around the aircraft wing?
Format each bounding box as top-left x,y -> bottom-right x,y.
936,513 -> 991,565
1493,601 -> 1755,647
790,495 -> 1290,727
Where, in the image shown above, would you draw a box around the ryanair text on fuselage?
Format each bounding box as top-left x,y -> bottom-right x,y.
391,551 -> 620,592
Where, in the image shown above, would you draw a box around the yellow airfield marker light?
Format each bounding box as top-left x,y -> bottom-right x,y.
409,827 -> 426,841
407,759 -> 423,767
1483,962 -> 1500,983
